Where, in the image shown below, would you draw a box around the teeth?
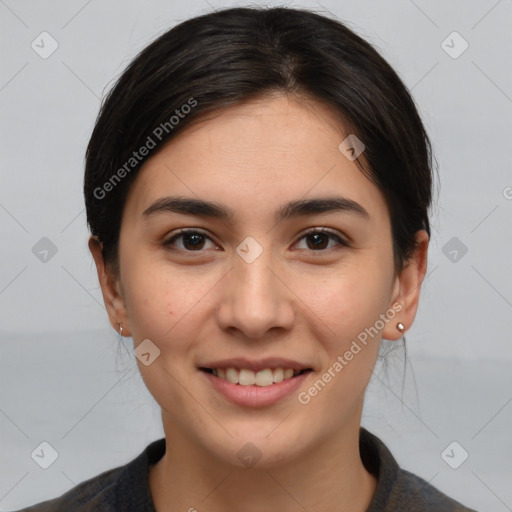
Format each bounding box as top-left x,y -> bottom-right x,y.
239,369 -> 255,385
213,367 -> 304,387
255,369 -> 273,386
272,368 -> 284,383
226,368 -> 239,384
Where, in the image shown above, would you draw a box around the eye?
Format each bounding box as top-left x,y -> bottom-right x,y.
163,227 -> 349,253
163,229 -> 218,251
295,228 -> 349,251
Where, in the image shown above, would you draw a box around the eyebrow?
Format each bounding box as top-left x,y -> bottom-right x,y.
142,195 -> 370,223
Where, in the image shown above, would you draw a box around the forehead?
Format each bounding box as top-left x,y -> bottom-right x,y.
122,95 -> 389,226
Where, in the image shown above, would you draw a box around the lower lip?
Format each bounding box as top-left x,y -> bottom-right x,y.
200,370 -> 311,408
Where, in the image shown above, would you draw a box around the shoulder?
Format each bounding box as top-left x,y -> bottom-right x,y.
10,438 -> 166,512
389,467 -> 479,512
360,428 -> 478,512
11,466 -> 123,512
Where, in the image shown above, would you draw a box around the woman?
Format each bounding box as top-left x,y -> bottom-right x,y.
15,6 -> 477,512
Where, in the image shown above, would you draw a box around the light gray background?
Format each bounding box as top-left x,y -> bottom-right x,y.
1,0 -> 511,510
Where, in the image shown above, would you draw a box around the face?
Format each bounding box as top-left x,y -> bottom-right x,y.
91,94 -> 427,468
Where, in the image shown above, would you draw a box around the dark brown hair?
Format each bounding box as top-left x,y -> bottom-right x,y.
84,6 -> 434,276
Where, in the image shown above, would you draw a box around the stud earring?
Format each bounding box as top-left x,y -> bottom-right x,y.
396,322 -> 405,333
118,322 -> 124,336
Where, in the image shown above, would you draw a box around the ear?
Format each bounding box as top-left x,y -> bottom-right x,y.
382,230 -> 429,341
88,235 -> 131,337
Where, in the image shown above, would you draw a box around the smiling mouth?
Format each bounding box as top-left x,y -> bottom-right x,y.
200,367 -> 313,387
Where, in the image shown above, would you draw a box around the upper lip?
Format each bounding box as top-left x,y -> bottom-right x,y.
199,357 -> 313,372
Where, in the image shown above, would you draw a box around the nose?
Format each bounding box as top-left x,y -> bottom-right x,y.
216,249 -> 295,339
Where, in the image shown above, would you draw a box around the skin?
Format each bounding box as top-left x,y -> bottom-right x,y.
89,94 -> 428,512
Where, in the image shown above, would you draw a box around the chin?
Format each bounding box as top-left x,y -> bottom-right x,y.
207,429 -> 305,469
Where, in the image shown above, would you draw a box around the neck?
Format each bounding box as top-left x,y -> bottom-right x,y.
149,412 -> 377,512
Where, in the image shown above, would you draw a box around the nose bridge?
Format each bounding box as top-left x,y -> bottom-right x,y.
216,241 -> 294,338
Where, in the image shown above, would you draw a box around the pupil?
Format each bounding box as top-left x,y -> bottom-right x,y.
309,233 -> 327,250
185,233 -> 204,250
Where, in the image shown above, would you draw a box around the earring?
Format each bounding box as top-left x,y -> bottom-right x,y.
396,322 -> 405,333
118,322 -> 124,336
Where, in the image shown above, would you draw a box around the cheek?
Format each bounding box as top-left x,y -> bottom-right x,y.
120,260 -> 174,341
125,281 -> 168,340
122,260 -> 217,344
303,263 -> 392,345
296,272 -> 389,424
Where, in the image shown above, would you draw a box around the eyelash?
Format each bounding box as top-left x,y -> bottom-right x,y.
163,228 -> 349,252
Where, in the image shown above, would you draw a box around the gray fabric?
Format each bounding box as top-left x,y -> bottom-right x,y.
11,428 -> 478,511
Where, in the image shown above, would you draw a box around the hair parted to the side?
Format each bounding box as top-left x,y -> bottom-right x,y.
84,6 -> 435,278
